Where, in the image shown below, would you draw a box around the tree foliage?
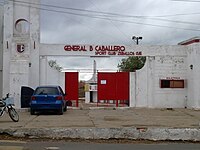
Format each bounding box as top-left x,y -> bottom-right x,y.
118,56 -> 146,72
48,60 -> 62,71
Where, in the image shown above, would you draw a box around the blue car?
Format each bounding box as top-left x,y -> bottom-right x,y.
30,86 -> 67,115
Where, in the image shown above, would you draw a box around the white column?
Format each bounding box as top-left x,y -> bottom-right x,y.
129,72 -> 136,107
187,45 -> 200,108
192,47 -> 200,108
3,1 -> 13,97
0,5 -> 3,98
39,56 -> 47,85
147,56 -> 155,108
85,92 -> 90,103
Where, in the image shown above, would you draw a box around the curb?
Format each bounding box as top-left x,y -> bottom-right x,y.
1,128 -> 200,141
16,107 -> 132,111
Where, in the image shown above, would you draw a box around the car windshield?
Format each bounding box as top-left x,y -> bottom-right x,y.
34,87 -> 59,95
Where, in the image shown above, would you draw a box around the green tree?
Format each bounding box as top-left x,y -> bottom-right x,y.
118,56 -> 146,72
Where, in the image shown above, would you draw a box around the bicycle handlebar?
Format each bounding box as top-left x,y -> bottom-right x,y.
1,93 -> 10,101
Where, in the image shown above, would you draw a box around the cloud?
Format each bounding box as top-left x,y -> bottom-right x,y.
41,0 -> 200,44
40,0 -> 200,80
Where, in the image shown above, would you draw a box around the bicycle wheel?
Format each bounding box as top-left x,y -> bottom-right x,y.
8,107 -> 19,122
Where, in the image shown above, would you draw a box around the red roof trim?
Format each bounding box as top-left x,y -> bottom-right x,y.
178,38 -> 200,45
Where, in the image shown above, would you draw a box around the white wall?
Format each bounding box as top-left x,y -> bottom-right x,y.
85,91 -> 90,103
85,91 -> 97,103
40,44 -> 187,57
46,62 -> 65,90
187,44 -> 200,108
129,72 -> 136,107
130,56 -> 155,108
85,84 -> 97,103
130,53 -> 188,108
153,56 -> 187,108
0,5 -> 3,98
39,56 -> 65,90
2,1 -> 200,109
3,0 -> 40,108
29,0 -> 40,89
3,0 -> 13,99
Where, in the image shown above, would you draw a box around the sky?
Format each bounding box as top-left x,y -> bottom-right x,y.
38,0 -> 200,80
40,0 -> 200,45
2,0 -> 199,80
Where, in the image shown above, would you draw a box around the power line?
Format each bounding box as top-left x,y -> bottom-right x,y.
6,0 -> 200,32
171,0 -> 200,2
8,0 -> 143,18
6,0 -> 200,27
40,5 -> 125,43
61,17 -> 125,44
145,17 -> 200,26
153,12 -> 200,17
8,0 -> 200,21
0,0 -> 4,5
7,0 -> 130,42
87,0 -> 133,44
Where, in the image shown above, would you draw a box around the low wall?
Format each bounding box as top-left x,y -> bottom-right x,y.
130,55 -> 188,108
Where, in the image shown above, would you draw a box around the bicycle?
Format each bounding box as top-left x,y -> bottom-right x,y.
0,93 -> 19,122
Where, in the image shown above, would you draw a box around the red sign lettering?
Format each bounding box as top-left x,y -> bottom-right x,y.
63,45 -> 143,56
95,45 -> 125,51
64,45 -> 87,51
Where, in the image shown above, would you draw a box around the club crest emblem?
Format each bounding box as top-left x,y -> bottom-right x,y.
17,44 -> 25,53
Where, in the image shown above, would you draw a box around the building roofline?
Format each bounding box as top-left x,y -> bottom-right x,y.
178,37 -> 200,45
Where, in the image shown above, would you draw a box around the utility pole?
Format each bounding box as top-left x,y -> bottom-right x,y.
131,36 -> 143,73
132,36 -> 143,45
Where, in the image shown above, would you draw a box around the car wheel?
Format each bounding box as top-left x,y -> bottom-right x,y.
64,105 -> 67,112
58,108 -> 63,115
30,109 -> 35,115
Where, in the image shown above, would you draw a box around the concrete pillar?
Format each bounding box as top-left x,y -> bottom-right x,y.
3,0 -> 13,98
147,56 -> 155,108
85,92 -> 90,103
0,5 -> 3,98
29,0 -> 40,89
59,72 -> 65,91
93,91 -> 97,103
39,56 -> 47,85
129,72 -> 136,107
187,45 -> 200,108
2,0 -> 40,108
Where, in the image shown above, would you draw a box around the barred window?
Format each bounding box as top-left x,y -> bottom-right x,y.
160,80 -> 184,88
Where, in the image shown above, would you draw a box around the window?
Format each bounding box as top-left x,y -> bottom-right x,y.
35,87 -> 59,95
160,80 -> 184,88
15,19 -> 30,34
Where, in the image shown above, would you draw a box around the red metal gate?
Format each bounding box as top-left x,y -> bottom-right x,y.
97,72 -> 129,107
116,72 -> 129,101
65,72 -> 79,107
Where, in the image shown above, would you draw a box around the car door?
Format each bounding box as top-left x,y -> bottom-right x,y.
21,86 -> 34,108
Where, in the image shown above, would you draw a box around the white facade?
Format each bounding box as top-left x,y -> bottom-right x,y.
2,0 -> 40,108
130,56 -> 187,108
129,44 -> 200,108
1,0 -> 200,109
186,44 -> 200,108
0,4 -> 3,98
39,56 -> 65,90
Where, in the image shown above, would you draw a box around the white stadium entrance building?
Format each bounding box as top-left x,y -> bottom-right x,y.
0,0 -> 200,109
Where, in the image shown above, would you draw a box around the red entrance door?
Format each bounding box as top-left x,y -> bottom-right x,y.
98,72 -> 129,106
116,72 -> 129,101
65,72 -> 79,107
